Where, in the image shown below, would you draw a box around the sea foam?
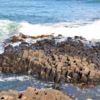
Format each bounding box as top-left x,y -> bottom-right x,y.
0,19 -> 100,41
18,20 -> 100,40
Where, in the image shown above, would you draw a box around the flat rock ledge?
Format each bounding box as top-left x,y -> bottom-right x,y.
0,87 -> 72,100
0,34 -> 100,86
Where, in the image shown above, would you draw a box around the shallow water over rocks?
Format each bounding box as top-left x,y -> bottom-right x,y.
0,74 -> 100,100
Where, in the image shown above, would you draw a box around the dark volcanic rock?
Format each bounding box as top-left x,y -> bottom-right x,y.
0,34 -> 100,86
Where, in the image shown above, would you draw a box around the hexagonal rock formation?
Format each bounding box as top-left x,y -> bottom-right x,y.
0,87 -> 72,100
0,34 -> 100,85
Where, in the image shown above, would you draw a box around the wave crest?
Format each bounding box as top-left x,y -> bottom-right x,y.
19,20 -> 100,40
0,19 -> 100,41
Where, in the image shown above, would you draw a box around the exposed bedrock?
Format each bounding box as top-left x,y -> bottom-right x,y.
0,87 -> 72,100
0,34 -> 100,85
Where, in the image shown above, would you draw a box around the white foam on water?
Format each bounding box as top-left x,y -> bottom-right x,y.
0,44 -> 4,54
0,75 -> 30,82
11,42 -> 21,47
0,19 -> 100,41
0,20 -> 19,38
24,37 -> 49,44
0,20 -> 19,54
18,20 -> 100,40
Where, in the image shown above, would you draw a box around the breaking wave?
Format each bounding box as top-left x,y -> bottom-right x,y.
0,19 -> 100,41
18,20 -> 100,40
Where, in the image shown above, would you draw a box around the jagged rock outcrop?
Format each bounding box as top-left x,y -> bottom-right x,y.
0,34 -> 100,86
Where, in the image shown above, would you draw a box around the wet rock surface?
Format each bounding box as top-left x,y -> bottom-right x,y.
0,34 -> 100,86
0,87 -> 72,100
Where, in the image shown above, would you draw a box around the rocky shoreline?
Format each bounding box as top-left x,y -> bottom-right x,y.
0,34 -> 100,86
0,34 -> 100,99
0,87 -> 72,100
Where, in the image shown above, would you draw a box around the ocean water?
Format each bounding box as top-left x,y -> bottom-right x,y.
0,74 -> 100,100
0,0 -> 100,23
0,0 -> 100,40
